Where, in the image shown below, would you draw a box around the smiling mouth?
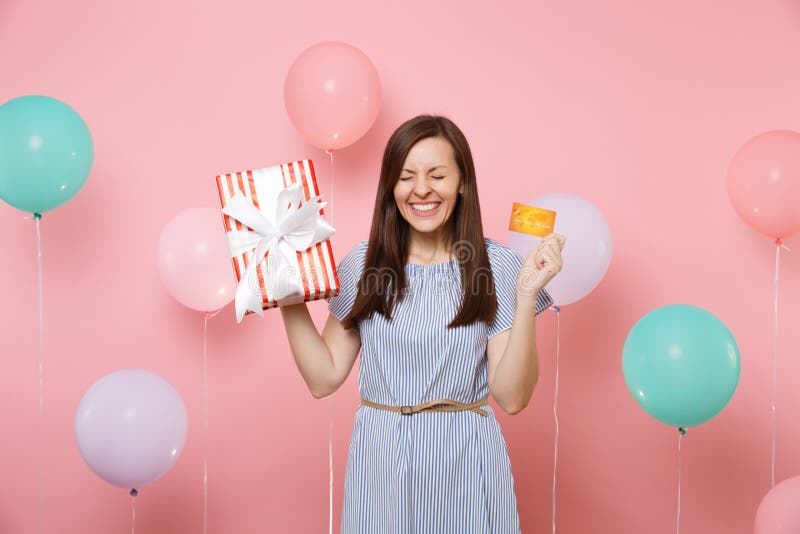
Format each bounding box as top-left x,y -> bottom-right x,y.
410,202 -> 441,214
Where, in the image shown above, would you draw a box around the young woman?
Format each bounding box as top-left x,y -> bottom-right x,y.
280,115 -> 565,533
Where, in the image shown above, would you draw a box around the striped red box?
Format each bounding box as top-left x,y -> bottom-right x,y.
215,160 -> 339,316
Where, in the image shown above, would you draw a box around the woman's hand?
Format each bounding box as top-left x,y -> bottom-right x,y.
516,233 -> 566,300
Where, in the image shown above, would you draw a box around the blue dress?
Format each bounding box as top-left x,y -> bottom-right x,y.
327,237 -> 553,533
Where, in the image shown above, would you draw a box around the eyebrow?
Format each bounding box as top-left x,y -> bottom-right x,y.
401,166 -> 447,173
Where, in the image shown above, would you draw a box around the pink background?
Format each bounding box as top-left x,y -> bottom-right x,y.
2,0 -> 800,532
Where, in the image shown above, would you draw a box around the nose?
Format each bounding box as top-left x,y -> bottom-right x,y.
413,176 -> 431,197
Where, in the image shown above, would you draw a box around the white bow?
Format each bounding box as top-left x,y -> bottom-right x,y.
222,183 -> 335,322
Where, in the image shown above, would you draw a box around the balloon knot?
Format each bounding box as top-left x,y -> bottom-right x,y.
552,305 -> 561,314
33,213 -> 42,220
678,427 -> 687,435
776,237 -> 783,246
130,489 -> 138,497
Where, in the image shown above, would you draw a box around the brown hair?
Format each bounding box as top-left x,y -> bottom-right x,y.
341,115 -> 498,330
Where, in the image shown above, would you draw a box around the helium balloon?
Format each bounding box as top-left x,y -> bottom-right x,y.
622,304 -> 740,429
284,41 -> 381,151
0,95 -> 93,213
74,369 -> 188,489
755,476 -> 800,534
507,193 -> 611,306
727,130 -> 800,239
157,207 -> 236,312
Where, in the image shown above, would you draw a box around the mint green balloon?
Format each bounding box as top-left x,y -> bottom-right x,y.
622,304 -> 740,429
0,95 -> 93,213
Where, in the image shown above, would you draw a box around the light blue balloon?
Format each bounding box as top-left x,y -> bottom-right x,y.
0,95 -> 93,214
622,304 -> 740,429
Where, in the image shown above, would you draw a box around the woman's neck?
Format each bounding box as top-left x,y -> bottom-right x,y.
406,229 -> 454,264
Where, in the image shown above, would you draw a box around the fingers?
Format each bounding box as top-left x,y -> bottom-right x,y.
545,248 -> 562,270
537,234 -> 566,255
536,244 -> 563,267
543,233 -> 566,251
532,233 -> 566,274
535,245 -> 563,272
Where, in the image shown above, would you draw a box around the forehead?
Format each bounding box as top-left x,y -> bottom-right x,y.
402,137 -> 456,170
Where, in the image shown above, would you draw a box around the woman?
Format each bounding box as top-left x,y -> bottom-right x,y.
280,115 -> 565,533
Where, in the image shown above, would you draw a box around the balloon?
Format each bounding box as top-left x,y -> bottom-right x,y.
622,305 -> 740,428
284,41 -> 381,151
74,369 -> 188,489
157,207 -> 236,312
755,476 -> 800,533
0,95 -> 93,213
727,130 -> 800,239
507,193 -> 611,306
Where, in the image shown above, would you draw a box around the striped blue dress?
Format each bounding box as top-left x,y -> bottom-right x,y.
327,237 -> 553,533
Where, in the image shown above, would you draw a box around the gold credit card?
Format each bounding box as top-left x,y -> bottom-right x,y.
508,203 -> 556,237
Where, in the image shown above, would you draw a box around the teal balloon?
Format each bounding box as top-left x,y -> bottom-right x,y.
0,95 -> 93,213
622,304 -> 740,429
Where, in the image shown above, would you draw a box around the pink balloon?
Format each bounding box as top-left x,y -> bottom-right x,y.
755,476 -> 800,533
284,41 -> 381,151
74,369 -> 188,490
157,207 -> 235,312
727,130 -> 800,239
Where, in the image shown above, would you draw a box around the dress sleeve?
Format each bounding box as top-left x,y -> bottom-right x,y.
488,242 -> 554,339
326,241 -> 367,331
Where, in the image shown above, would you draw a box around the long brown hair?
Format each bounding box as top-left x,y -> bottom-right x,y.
341,115 -> 499,330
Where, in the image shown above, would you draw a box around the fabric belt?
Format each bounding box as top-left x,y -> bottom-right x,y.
361,396 -> 489,417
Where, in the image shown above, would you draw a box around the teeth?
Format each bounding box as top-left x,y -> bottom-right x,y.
411,203 -> 440,212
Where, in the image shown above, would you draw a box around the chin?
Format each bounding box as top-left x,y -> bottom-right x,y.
409,220 -> 449,235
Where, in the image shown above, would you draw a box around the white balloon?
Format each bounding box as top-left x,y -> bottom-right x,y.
507,193 -> 612,306
74,369 -> 188,490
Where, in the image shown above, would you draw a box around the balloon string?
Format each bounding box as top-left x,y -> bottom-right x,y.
325,148 -> 335,534
36,214 -> 44,534
677,428 -> 686,534
131,491 -> 136,534
326,149 -> 334,229
770,238 -> 788,488
202,310 -> 219,534
551,305 -> 561,534
328,396 -> 334,534
204,313 -> 209,534
24,213 -> 45,533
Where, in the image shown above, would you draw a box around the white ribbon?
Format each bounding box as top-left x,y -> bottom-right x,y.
222,183 -> 335,322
